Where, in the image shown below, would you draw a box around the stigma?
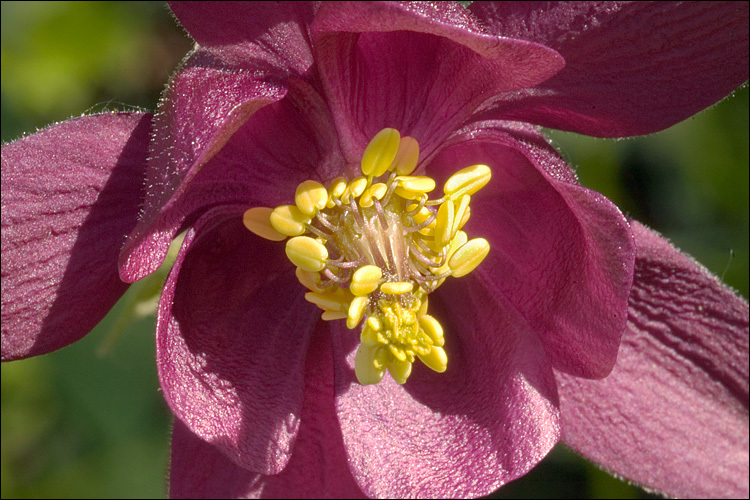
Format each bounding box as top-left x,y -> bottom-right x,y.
243,128 -> 491,385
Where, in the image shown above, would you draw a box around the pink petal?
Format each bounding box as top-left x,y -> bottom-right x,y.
158,79 -> 346,214
471,2 -> 749,137
169,1 -> 315,75
169,328 -> 365,499
312,1 -> 564,163
427,121 -> 634,378
1,113 -> 151,361
331,290 -> 560,499
157,206 -> 319,474
118,50 -> 288,283
557,220 -> 749,498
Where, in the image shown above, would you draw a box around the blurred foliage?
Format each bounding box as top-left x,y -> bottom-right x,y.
1,1 -> 191,141
1,2 -> 747,499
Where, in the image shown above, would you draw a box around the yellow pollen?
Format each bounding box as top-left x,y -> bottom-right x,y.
242,128 -> 492,385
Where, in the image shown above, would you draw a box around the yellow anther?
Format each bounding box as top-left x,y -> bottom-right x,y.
295,180 -> 328,216
419,296 -> 429,316
453,195 -> 471,234
448,230 -> 468,257
380,281 -> 413,294
387,356 -> 412,384
448,237 -> 490,278
343,177 -> 368,203
418,314 -> 444,347
347,296 -> 369,329
305,289 -> 351,311
295,267 -> 324,292
432,230 -> 468,274
359,193 -> 374,208
326,177 -> 347,207
361,128 -> 400,177
417,345 -> 448,373
242,207 -> 287,241
359,183 -> 388,208
270,205 -> 310,236
419,225 -> 436,239
322,311 -> 348,321
371,183 -> 388,199
460,206 -> 471,228
392,136 -> 420,175
443,164 -> 492,199
361,324 -> 379,347
393,176 -> 436,200
286,236 -> 328,272
355,345 -> 386,385
350,265 -> 383,296
435,200 -> 455,248
350,177 -> 368,197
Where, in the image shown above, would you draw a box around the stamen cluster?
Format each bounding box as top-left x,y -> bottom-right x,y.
243,128 -> 491,385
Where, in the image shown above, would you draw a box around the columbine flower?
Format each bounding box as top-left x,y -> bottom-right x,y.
2,2 -> 748,498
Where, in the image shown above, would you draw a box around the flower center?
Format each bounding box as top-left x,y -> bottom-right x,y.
243,128 -> 491,385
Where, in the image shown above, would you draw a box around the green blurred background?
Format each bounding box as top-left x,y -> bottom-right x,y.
1,2 -> 747,498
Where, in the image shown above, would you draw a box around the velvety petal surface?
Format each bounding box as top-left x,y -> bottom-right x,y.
427,121 -> 634,378
169,1 -> 315,75
170,326 -> 365,499
332,283 -> 560,498
157,206 -> 320,474
471,1 -> 749,137
119,49 -> 288,283
153,78 -> 346,216
312,1 -> 564,163
1,113 -> 151,361
557,220 -> 749,498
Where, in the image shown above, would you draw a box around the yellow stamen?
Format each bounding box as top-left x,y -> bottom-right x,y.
351,265 -> 383,296
295,267 -> 324,292
417,345 -> 448,373
270,205 -> 309,237
295,180 -> 328,216
393,175 -> 436,199
387,356 -> 412,384
305,289 -> 353,311
452,194 -> 471,235
322,310 -> 348,321
355,344 -> 386,385
347,296 -> 369,329
242,207 -> 286,241
361,128 -> 400,177
419,314 -> 444,347
435,199 -> 455,248
448,238 -> 490,278
392,136 -> 420,175
242,128 -> 492,385
359,183 -> 388,208
380,281 -> 413,295
342,177 -> 368,203
327,177 -> 347,208
444,164 -> 492,199
286,236 -> 328,272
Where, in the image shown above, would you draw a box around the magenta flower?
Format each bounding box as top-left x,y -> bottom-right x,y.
2,2 -> 748,498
